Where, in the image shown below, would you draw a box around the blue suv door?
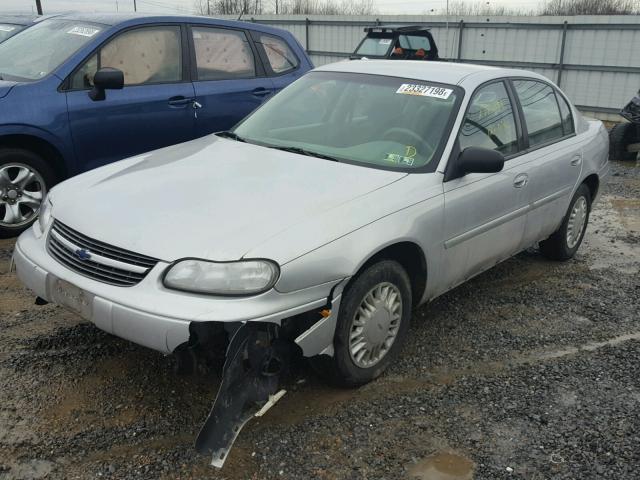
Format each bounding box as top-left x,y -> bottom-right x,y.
188,24 -> 275,137
64,24 -> 196,172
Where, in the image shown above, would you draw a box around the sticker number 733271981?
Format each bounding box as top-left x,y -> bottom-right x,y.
396,83 -> 453,100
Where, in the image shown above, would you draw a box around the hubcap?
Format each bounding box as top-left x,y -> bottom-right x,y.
348,282 -> 402,369
0,163 -> 46,228
566,196 -> 588,249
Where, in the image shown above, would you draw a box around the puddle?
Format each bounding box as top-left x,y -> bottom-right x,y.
583,196 -> 640,274
6,460 -> 54,479
408,451 -> 475,480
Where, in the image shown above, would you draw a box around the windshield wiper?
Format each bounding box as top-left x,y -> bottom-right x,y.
216,131 -> 247,143
269,145 -> 341,162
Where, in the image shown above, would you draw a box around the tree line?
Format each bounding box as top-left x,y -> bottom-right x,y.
194,0 -> 640,16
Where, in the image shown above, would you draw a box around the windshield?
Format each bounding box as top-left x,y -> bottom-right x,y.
355,35 -> 393,56
0,24 -> 25,43
0,19 -> 103,81
234,71 -> 461,171
398,34 -> 431,52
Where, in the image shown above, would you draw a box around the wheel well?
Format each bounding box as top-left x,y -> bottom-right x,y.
355,242 -> 427,308
0,134 -> 67,182
582,174 -> 599,202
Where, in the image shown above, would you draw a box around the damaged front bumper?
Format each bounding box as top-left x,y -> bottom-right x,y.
13,226 -> 345,358
13,226 -> 346,467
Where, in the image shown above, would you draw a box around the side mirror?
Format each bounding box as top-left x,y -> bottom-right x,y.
88,67 -> 124,101
457,147 -> 505,176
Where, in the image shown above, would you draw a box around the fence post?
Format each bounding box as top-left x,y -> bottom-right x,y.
557,20 -> 568,88
457,20 -> 464,61
305,17 -> 310,53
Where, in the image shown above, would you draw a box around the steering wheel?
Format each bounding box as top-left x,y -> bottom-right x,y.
381,127 -> 435,158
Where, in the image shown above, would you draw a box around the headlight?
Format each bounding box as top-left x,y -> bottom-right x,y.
163,259 -> 280,295
38,194 -> 53,232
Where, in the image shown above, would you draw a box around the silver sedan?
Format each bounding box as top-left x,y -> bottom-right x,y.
12,60 -> 609,464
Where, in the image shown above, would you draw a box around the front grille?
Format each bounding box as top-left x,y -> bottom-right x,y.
47,220 -> 159,287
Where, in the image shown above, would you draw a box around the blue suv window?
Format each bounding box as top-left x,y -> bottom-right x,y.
255,33 -> 298,75
70,25 -> 182,89
191,27 -> 255,81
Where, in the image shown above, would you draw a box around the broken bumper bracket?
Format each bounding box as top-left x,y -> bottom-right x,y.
195,322 -> 287,468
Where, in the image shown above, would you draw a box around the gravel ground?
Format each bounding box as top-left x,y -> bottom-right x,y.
0,161 -> 638,480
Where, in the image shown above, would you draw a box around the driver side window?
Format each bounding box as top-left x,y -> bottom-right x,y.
70,26 -> 182,90
458,81 -> 519,156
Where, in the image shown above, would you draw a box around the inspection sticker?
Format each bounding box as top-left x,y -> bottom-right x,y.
67,26 -> 101,37
0,25 -> 16,32
396,83 -> 453,99
378,38 -> 392,45
384,153 -> 415,166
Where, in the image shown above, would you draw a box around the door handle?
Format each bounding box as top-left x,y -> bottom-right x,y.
513,173 -> 529,188
252,88 -> 271,97
570,155 -> 582,166
168,96 -> 194,107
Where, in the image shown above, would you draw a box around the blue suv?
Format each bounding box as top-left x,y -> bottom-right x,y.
0,14 -> 312,237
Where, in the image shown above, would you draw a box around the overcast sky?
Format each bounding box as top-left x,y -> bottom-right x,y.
2,0 -> 543,15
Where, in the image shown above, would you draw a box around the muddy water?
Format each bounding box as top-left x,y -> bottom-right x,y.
407,452 -> 475,480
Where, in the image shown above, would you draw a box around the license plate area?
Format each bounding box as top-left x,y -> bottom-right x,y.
51,279 -> 93,320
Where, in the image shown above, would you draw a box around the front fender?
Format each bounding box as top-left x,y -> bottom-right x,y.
0,124 -> 74,171
275,193 -> 445,304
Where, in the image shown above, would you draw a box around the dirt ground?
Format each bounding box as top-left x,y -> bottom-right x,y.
0,161 -> 638,480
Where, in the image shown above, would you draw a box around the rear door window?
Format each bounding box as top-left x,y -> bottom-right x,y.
513,80 -> 564,147
191,26 -> 255,81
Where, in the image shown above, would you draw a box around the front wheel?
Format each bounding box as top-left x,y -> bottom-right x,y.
539,184 -> 591,261
312,260 -> 412,387
0,149 -> 55,239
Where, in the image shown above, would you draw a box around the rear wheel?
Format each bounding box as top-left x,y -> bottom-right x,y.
539,184 -> 591,261
0,148 -> 55,238
312,260 -> 412,387
609,123 -> 637,161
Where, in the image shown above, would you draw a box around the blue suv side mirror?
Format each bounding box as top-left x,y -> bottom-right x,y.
89,67 -> 124,101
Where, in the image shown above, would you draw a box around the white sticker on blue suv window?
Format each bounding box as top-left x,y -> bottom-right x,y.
0,25 -> 16,32
67,26 -> 101,37
396,83 -> 453,99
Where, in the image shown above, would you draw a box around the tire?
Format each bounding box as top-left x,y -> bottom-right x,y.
312,260 -> 412,387
0,148 -> 56,239
539,184 -> 591,261
609,123 -> 636,161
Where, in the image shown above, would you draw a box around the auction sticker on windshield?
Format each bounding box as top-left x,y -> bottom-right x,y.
67,26 -> 101,37
396,84 -> 453,99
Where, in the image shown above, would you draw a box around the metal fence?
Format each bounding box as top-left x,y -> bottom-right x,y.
230,14 -> 640,121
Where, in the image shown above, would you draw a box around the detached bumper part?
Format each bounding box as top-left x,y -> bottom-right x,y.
195,323 -> 289,468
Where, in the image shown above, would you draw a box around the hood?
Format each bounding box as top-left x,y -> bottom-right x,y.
0,80 -> 17,99
52,135 -> 406,262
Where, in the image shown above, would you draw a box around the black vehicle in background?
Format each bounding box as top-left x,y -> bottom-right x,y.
609,89 -> 640,161
351,25 -> 439,61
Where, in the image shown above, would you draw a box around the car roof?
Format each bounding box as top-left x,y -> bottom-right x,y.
0,14 -> 38,26
51,13 -> 293,36
315,59 -> 549,89
364,25 -> 431,33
